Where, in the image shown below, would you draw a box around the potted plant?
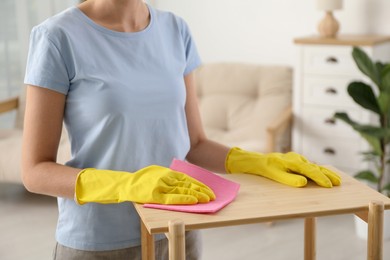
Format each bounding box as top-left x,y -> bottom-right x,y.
333,46 -> 390,239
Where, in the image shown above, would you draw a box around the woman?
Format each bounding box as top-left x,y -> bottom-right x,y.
22,0 -> 341,259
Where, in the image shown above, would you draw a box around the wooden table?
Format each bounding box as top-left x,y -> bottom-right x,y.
134,169 -> 390,260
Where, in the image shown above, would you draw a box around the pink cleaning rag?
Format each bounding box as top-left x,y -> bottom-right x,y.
143,159 -> 240,213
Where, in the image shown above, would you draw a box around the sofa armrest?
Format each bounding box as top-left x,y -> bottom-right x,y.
0,96 -> 19,114
266,106 -> 292,153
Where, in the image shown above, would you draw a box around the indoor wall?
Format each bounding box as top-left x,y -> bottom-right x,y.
153,0 -> 390,65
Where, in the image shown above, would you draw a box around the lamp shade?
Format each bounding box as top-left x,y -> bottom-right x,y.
317,0 -> 343,11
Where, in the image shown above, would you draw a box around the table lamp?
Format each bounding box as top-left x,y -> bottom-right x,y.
317,0 -> 343,38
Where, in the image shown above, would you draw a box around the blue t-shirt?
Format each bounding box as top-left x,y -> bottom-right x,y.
24,4 -> 201,251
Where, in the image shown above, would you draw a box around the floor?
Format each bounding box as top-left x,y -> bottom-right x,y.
1,183 -> 389,260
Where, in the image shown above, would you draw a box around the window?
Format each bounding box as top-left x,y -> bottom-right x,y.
0,0 -> 77,128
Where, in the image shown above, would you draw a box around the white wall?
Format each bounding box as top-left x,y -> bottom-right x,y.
154,0 -> 390,66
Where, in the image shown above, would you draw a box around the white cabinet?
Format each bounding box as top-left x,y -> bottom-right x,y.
292,35 -> 390,176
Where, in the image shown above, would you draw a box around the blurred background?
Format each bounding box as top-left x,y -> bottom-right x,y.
1,1 -> 390,259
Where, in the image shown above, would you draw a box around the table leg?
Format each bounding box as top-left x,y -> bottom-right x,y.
367,201 -> 384,260
304,217 -> 316,260
168,219 -> 185,260
141,220 -> 155,260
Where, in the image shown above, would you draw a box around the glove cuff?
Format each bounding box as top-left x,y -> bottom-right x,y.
74,168 -> 96,205
225,147 -> 243,174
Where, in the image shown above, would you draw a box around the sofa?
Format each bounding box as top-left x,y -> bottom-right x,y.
195,62 -> 292,153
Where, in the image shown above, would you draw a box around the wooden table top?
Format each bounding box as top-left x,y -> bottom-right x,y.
134,168 -> 390,234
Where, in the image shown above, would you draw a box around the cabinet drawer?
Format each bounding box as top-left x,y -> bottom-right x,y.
303,76 -> 358,107
301,136 -> 366,169
303,46 -> 367,75
301,107 -> 362,139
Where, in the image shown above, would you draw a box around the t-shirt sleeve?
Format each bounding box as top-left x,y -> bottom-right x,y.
24,26 -> 70,95
180,20 -> 202,76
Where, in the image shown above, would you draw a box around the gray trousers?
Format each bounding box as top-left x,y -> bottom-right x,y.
53,231 -> 201,260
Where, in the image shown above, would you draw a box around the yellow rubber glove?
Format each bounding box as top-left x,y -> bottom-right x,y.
75,165 -> 216,205
225,147 -> 341,188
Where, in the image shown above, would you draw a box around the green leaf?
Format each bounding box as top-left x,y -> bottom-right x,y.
333,112 -> 354,125
378,92 -> 390,115
334,113 -> 390,138
359,134 -> 383,156
353,125 -> 390,138
360,151 -> 380,161
382,183 -> 390,192
354,170 -> 379,183
376,62 -> 385,74
347,82 -> 380,114
360,150 -> 380,156
333,112 -> 383,155
380,64 -> 390,93
352,47 -> 381,87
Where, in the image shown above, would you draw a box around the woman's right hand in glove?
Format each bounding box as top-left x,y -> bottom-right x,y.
75,165 -> 216,205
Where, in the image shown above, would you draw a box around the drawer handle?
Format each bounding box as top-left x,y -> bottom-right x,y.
326,56 -> 339,64
324,118 -> 336,125
325,88 -> 338,95
323,148 -> 336,155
